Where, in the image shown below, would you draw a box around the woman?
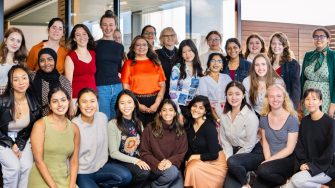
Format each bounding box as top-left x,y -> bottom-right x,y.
268,32 -> 300,110
30,48 -> 72,116
301,27 -> 335,117
244,33 -> 266,62
285,89 -> 335,188
200,31 -> 225,72
220,81 -> 261,188
95,10 -> 125,120
27,17 -> 68,74
253,84 -> 299,188
222,38 -> 251,82
28,87 -> 80,188
113,29 -> 123,44
155,27 -> 179,99
141,25 -> 157,49
0,27 -> 27,95
108,89 -> 150,188
0,65 -> 41,188
140,99 -> 188,188
197,53 -> 232,123
65,24 -> 96,115
121,35 -> 166,126
243,53 -> 284,116
72,88 -> 132,188
169,39 -> 203,120
184,95 -> 227,188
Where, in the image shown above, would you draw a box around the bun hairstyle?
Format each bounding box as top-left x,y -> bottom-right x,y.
100,10 -> 118,27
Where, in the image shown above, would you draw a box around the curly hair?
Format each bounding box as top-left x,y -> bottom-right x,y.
127,35 -> 160,65
268,32 -> 292,66
0,27 -> 27,65
68,24 -> 95,50
244,33 -> 266,59
260,84 -> 298,120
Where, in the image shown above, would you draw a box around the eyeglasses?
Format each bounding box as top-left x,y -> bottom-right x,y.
143,32 -> 156,36
208,38 -> 221,42
162,34 -> 176,38
210,59 -> 223,64
313,35 -> 327,40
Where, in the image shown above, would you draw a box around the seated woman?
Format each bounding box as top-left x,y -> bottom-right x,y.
221,81 -> 261,188
108,89 -> 150,188
72,88 -> 132,188
0,65 -> 41,188
28,87 -> 80,188
184,95 -> 227,188
285,88 -> 335,188
140,99 -> 188,188
30,48 -> 72,116
253,84 -> 299,188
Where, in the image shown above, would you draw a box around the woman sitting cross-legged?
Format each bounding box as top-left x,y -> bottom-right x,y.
140,99 -> 188,188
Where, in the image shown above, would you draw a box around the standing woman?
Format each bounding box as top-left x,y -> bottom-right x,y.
108,90 -> 150,188
220,81 -> 261,188
121,35 -> 166,126
169,39 -> 203,120
72,88 -> 132,188
184,95 -> 227,188
301,27 -> 335,116
0,65 -> 41,188
222,38 -> 251,82
95,10 -> 124,120
65,24 -> 96,115
268,32 -> 300,110
197,53 -> 231,123
253,84 -> 299,188
244,33 -> 266,62
140,99 -> 188,188
243,53 -> 284,116
28,87 -> 80,188
30,48 -> 72,116
155,27 -> 179,99
200,31 -> 225,72
0,27 -> 27,95
141,25 -> 157,49
27,18 -> 68,74
285,89 -> 335,188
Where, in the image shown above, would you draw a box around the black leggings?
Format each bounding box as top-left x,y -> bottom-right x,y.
136,94 -> 157,127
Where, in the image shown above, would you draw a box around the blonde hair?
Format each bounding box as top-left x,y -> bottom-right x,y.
159,27 -> 179,46
260,84 -> 298,120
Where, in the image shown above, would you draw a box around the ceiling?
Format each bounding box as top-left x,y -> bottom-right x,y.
5,0 -> 182,25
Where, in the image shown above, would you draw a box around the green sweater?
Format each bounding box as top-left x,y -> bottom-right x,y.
301,48 -> 335,103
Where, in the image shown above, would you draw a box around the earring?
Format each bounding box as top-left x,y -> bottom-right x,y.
202,115 -> 206,120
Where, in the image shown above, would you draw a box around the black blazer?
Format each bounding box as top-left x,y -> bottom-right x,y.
0,92 -> 41,151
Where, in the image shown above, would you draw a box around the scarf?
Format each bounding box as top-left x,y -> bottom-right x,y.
310,47 -> 328,72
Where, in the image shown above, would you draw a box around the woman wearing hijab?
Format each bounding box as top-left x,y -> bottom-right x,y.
30,48 -> 72,116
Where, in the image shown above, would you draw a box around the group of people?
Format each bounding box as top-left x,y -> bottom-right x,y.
1,9 -> 335,188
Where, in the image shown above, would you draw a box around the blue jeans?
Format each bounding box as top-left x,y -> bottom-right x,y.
97,83 -> 122,120
151,165 -> 183,188
76,162 -> 132,188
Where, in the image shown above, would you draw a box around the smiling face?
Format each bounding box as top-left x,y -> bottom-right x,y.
5,32 -> 22,54
208,55 -> 223,73
48,21 -> 64,41
270,36 -> 284,56
142,26 -> 156,45
78,91 -> 98,119
267,86 -> 284,111
226,86 -> 244,109
49,90 -> 69,116
101,17 -> 116,39
159,103 -> 176,125
11,68 -> 29,94
254,56 -> 268,77
74,27 -> 89,47
113,31 -> 122,44
226,42 -> 241,60
313,30 -> 330,51
182,45 -> 195,63
248,37 -> 262,55
190,101 -> 206,120
207,33 -> 221,51
39,53 -> 55,73
134,38 -> 149,57
304,92 -> 322,114
118,94 -> 135,119
161,30 -> 177,48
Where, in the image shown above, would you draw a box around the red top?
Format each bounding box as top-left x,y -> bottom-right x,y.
229,70 -> 236,80
68,50 -> 96,98
276,67 -> 281,76
121,59 -> 166,94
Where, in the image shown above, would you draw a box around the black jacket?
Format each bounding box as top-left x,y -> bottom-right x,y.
0,93 -> 41,150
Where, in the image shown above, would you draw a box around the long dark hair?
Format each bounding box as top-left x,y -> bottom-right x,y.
114,90 -> 142,135
68,24 -> 96,50
47,86 -> 71,116
224,81 -> 251,114
0,27 -> 27,65
2,65 -> 31,119
225,38 -> 244,61
151,99 -> 185,138
75,88 -> 98,117
127,35 -> 160,65
187,95 -> 215,127
177,39 -> 203,80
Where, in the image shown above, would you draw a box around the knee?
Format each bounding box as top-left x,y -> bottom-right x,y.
161,166 -> 179,183
185,160 -> 201,174
120,170 -> 132,185
227,156 -> 241,168
256,164 -> 271,179
291,173 -> 307,187
135,169 -> 150,181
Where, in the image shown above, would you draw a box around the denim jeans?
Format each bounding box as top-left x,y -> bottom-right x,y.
151,165 -> 183,188
97,83 -> 122,120
76,162 -> 132,188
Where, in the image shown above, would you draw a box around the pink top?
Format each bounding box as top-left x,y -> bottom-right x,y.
68,50 -> 96,98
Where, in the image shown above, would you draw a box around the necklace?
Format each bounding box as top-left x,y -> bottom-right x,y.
162,48 -> 176,60
14,99 -> 27,119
